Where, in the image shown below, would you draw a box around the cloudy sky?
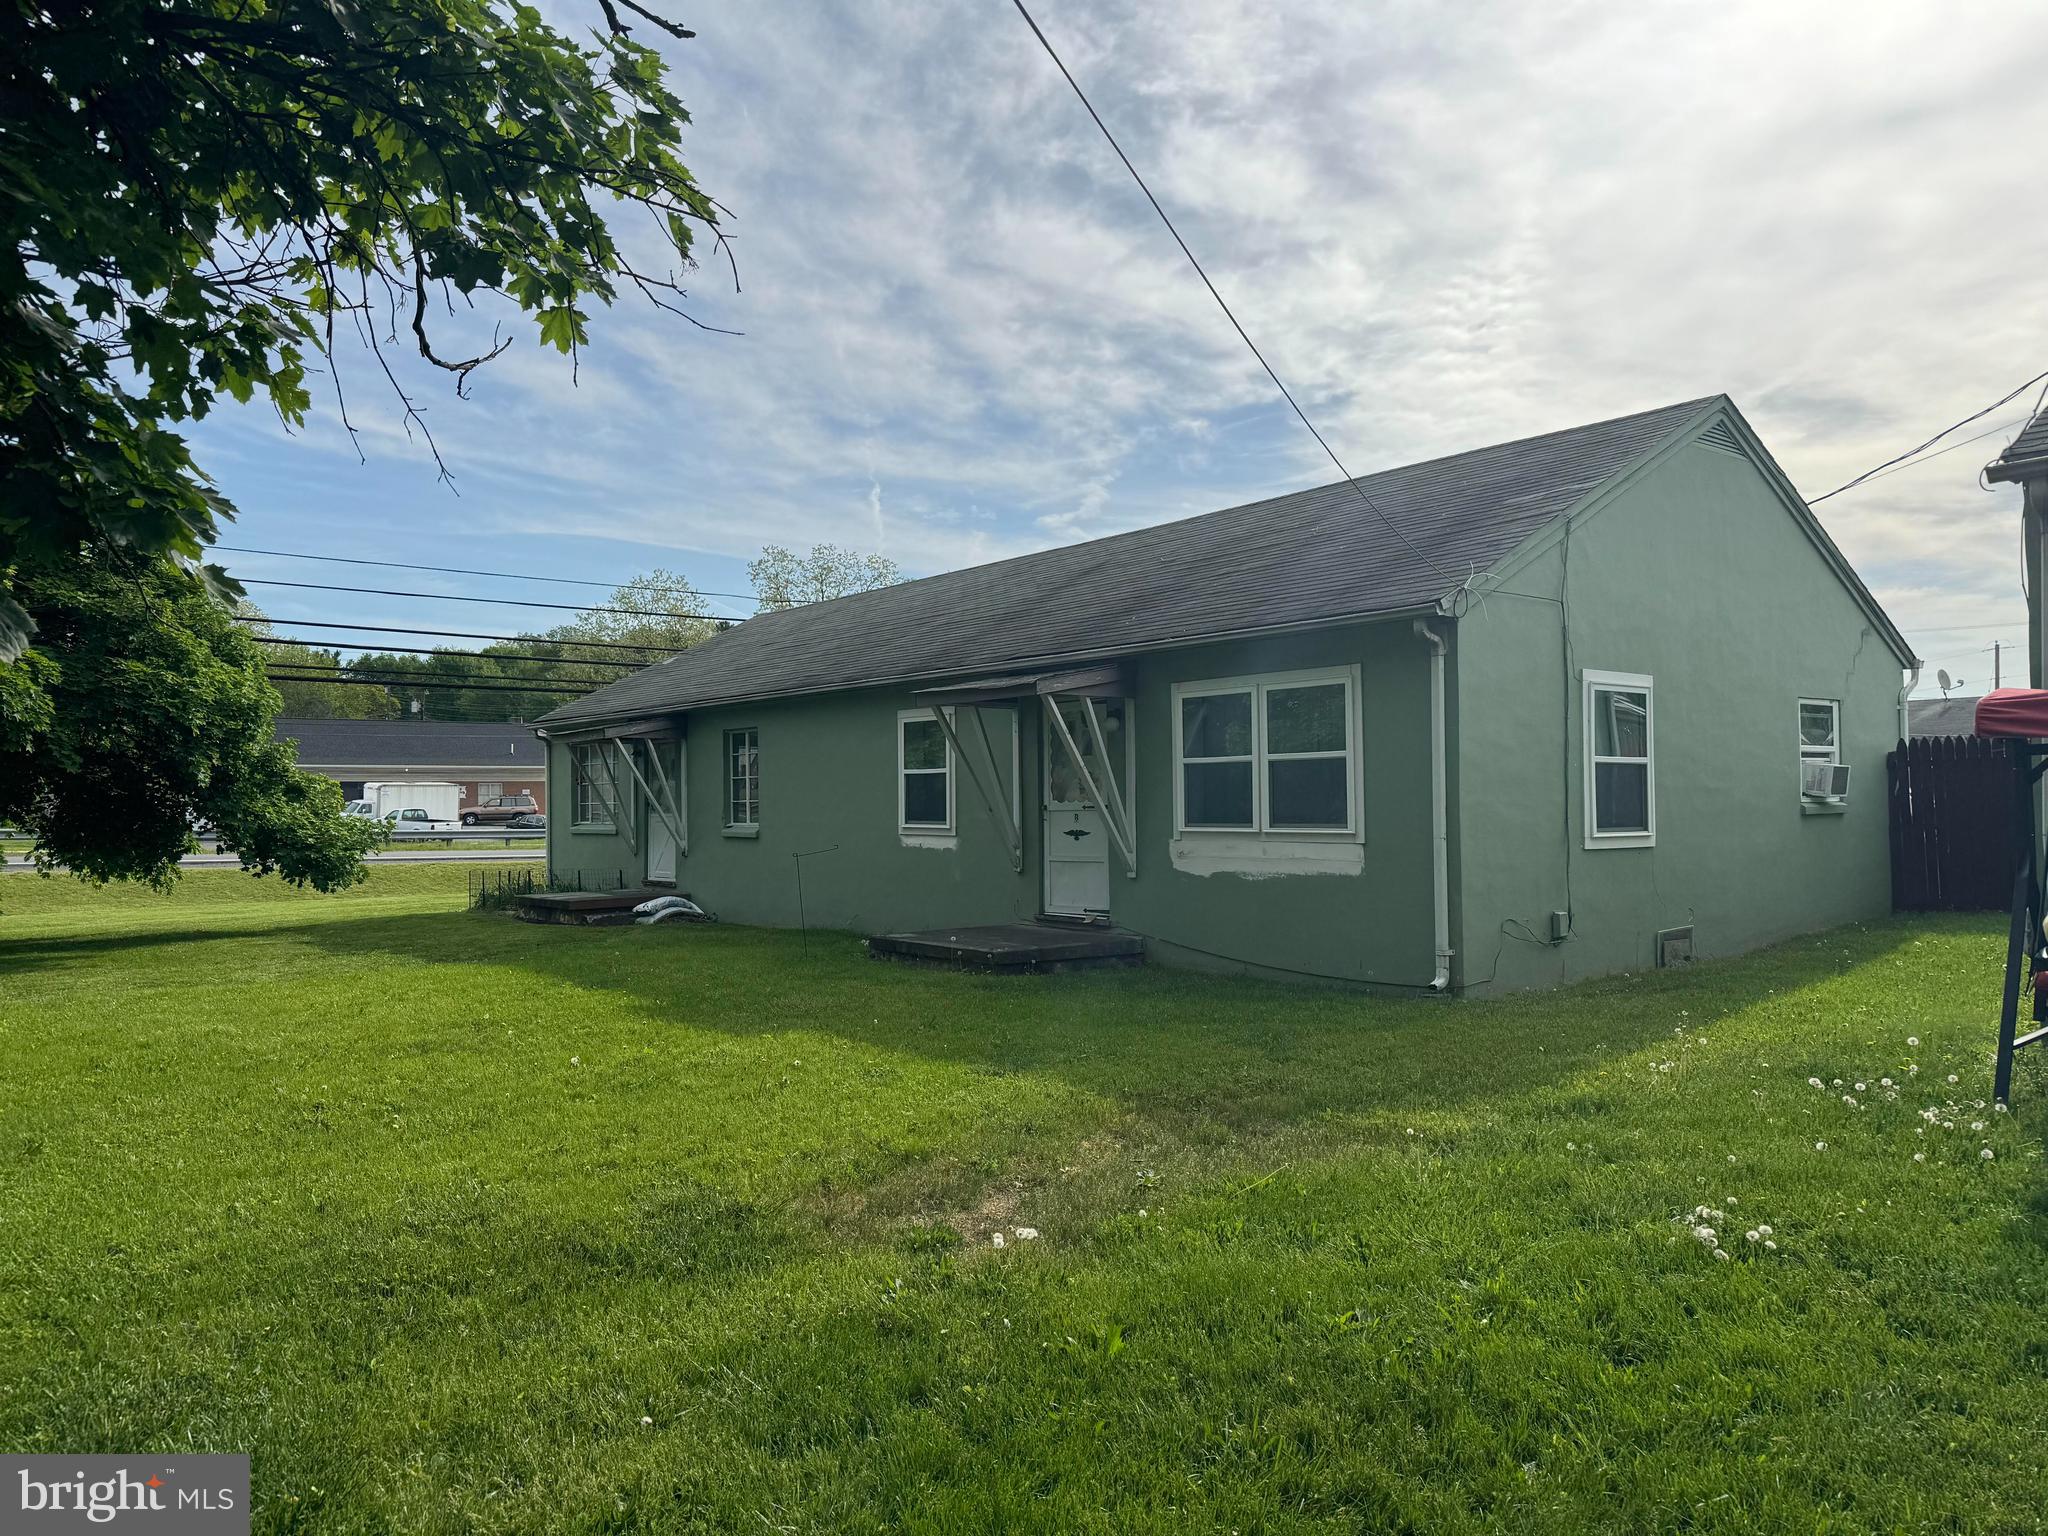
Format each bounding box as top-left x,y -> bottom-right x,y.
193,0 -> 2048,696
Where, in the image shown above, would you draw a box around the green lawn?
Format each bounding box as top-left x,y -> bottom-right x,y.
2,867 -> 2044,1533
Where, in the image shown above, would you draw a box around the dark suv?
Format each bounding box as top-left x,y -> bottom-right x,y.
459,793 -> 539,826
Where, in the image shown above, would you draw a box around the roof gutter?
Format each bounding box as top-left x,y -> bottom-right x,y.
536,601 -> 1450,731
1986,454 -> 2048,485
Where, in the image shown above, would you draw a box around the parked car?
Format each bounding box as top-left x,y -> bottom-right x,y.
506,812 -> 547,830
460,793 -> 539,827
342,800 -> 377,819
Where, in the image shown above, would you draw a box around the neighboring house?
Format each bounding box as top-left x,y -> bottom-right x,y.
535,396 -> 1915,995
276,718 -> 547,812
1907,696 -> 1985,738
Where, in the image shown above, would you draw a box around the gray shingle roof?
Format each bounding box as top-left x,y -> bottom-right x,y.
1988,412 -> 2048,482
542,397 -> 1725,726
1907,695 -> 1985,738
277,717 -> 546,770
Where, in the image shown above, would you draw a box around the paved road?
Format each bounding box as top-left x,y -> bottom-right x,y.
4,848 -> 543,873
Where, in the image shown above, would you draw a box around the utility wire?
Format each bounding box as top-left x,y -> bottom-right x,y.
1810,367 -> 2048,504
231,617 -> 682,652
240,577 -> 736,622
1813,413 -> 2032,497
1005,0 -> 1451,583
216,544 -> 762,605
266,662 -> 601,691
248,635 -> 646,670
266,671 -> 595,697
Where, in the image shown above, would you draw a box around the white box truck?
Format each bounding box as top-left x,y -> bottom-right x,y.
355,781 -> 461,830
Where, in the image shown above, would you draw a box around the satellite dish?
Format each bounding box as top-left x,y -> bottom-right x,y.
1938,669 -> 1953,693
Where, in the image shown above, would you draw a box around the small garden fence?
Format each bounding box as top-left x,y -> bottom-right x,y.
1887,735 -> 2020,911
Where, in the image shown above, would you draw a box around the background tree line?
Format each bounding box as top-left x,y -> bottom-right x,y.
255,544 -> 899,722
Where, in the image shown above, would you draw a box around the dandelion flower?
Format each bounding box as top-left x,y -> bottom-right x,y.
1694,1225 -> 1717,1243
1995,1102 -> 2009,1113
1907,1037 -> 1919,1047
1982,1148 -> 1996,1162
1972,1121 -> 1986,1132
1881,1077 -> 1893,1088
1832,1078 -> 1844,1087
1913,1152 -> 1925,1163
1948,1074 -> 1960,1084
1764,1240 -> 1778,1252
991,1232 -> 1005,1248
1015,1226 -> 1040,1241
1745,1229 -> 1761,1243
640,1415 -> 653,1427
1842,1095 -> 1857,1107
1808,1077 -> 1824,1089
1713,1248 -> 1730,1261
1757,1224 -> 1772,1237
1815,1141 -> 1827,1152
1854,1082 -> 1867,1093
1566,1141 -> 1576,1150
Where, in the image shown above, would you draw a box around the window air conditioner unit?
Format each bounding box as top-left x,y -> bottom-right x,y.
1802,760 -> 1850,800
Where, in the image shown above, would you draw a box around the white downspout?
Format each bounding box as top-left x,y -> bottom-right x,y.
1897,663 -> 1921,747
1414,619 -> 1453,992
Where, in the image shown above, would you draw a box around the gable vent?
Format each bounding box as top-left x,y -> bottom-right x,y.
1697,420 -> 1746,457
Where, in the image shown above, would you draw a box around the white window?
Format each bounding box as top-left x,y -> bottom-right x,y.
1172,668 -> 1359,836
899,712 -> 954,832
1584,670 -> 1654,848
725,728 -> 759,827
477,782 -> 504,801
570,742 -> 615,828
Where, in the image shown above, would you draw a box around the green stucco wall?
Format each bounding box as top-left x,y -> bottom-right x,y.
544,621 -> 1446,988
1451,431 -> 1905,994
544,419 -> 1904,996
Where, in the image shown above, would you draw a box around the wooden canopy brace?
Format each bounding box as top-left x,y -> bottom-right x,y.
1042,694 -> 1136,876
928,704 -> 1023,871
611,738 -> 686,861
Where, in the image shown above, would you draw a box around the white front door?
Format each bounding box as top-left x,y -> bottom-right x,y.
644,741 -> 678,884
1043,698 -> 1122,918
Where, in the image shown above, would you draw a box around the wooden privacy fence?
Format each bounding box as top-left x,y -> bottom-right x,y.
1887,735 -> 2019,911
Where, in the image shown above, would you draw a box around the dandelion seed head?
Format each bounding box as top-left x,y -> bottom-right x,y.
1982,1147 -> 1996,1161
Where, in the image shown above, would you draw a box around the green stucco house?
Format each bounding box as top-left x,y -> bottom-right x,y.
535,396 -> 1914,995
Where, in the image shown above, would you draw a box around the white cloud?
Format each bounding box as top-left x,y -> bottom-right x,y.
192,0 -> 2048,685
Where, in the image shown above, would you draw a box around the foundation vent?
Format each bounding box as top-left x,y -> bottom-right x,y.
1657,925 -> 1696,968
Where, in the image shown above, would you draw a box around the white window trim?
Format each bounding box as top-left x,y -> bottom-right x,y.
725,727 -> 759,829
1170,666 -> 1363,842
1583,668 -> 1655,850
898,708 -> 956,842
569,741 -> 616,831
1798,699 -> 1840,767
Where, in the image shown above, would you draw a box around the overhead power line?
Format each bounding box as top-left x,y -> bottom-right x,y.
217,544 -> 762,605
1809,367 -> 2048,504
232,617 -> 682,653
1005,0 -> 1451,584
240,577 -> 736,622
268,659 -> 598,688
266,671 -> 597,697
248,635 -> 647,670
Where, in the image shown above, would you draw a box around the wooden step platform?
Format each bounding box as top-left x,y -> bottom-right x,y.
514,887 -> 678,926
869,922 -> 1144,973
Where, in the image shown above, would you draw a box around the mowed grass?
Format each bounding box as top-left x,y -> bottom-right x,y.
2,867 -> 2046,1533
